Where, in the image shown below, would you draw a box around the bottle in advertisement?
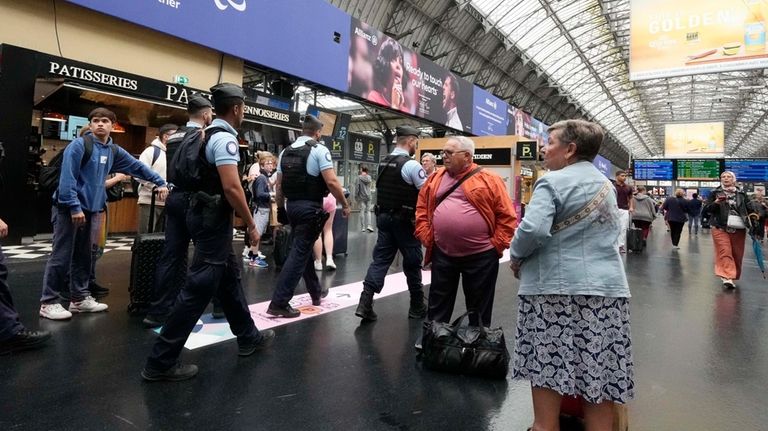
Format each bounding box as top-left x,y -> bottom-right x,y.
745,0 -> 767,53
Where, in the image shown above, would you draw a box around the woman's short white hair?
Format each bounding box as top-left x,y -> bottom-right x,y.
421,152 -> 436,162
447,136 -> 475,156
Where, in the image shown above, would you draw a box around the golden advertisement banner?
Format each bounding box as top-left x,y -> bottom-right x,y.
630,0 -> 768,80
664,122 -> 724,158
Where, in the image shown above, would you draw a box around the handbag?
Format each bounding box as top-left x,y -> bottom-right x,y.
727,213 -> 746,230
420,311 -> 510,379
106,181 -> 124,202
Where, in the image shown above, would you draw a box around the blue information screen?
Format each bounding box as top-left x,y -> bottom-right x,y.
633,159 -> 674,180
724,159 -> 768,182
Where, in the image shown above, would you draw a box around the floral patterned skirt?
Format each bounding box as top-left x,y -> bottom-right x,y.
512,295 -> 635,404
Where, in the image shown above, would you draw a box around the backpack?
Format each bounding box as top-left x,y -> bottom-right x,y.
133,145 -> 163,194
39,134 -> 118,192
168,126 -> 227,190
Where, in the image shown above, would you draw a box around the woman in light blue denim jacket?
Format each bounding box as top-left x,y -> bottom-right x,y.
509,120 -> 633,431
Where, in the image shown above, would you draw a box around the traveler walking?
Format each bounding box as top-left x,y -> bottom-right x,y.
661,189 -> 688,248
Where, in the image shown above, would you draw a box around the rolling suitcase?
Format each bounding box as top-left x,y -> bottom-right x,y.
626,227 -> 643,253
332,207 -> 348,256
272,225 -> 293,271
128,190 -> 165,314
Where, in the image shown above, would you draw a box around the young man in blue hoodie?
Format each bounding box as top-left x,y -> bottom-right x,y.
39,108 -> 168,320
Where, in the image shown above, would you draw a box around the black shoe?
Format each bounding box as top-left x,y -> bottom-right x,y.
408,292 -> 427,319
312,297 -> 322,306
89,282 -> 110,299
212,305 -> 225,319
141,363 -> 198,382
266,304 -> 301,318
238,329 -> 276,356
0,329 -> 51,355
142,314 -> 168,329
355,292 -> 377,321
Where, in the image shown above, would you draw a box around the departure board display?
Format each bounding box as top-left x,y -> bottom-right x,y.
633,159 -> 674,180
724,159 -> 768,182
676,159 -> 722,180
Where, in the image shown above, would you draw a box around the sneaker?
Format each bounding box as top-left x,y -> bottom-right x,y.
141,363 -> 199,382
242,247 -> 250,259
88,282 -> 110,299
0,329 -> 51,355
366,226 -> 374,232
249,257 -> 268,268
314,260 -> 323,271
238,329 -> 276,356
326,258 -> 336,270
256,251 -> 266,260
721,278 -> 736,289
68,296 -> 108,313
39,303 -> 73,320
266,303 -> 301,318
142,314 -> 168,329
243,251 -> 254,262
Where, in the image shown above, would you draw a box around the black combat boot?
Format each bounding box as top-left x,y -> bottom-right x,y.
355,290 -> 377,321
408,290 -> 427,319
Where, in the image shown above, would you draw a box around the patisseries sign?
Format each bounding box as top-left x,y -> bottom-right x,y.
630,0 -> 768,80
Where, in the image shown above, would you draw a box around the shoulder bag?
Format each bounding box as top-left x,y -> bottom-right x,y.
551,180 -> 613,234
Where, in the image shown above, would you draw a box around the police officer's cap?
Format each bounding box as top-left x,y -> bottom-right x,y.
187,93 -> 213,113
396,125 -> 420,138
302,114 -> 324,131
210,83 -> 245,105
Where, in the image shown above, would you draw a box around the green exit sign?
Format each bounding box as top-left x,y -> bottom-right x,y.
173,75 -> 189,85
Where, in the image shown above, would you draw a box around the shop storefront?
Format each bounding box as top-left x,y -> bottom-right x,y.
0,44 -> 299,243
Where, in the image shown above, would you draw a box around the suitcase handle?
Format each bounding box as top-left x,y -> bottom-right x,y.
147,186 -> 157,233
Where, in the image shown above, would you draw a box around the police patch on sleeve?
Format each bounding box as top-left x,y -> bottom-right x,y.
325,152 -> 332,162
226,141 -> 238,156
418,169 -> 426,179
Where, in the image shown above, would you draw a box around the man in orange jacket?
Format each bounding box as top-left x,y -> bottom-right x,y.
415,136 -> 516,327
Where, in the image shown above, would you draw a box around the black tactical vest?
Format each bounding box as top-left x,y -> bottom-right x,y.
280,139 -> 328,203
376,154 -> 419,214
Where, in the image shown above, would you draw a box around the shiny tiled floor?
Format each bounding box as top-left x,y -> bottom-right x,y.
2,217 -> 768,430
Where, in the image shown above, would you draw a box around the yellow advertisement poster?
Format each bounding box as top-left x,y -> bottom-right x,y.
630,0 -> 768,80
664,122 -> 724,158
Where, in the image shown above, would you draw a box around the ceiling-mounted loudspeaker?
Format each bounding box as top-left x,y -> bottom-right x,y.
434,128 -> 446,138
269,80 -> 295,99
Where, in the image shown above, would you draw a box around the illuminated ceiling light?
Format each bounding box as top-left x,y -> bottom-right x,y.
42,111 -> 67,122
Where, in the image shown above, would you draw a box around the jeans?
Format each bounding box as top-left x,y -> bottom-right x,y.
362,212 -> 423,294
40,206 -> 98,303
270,200 -> 326,307
359,200 -> 372,230
688,215 -> 700,234
428,247 -> 498,327
146,204 -> 261,371
0,246 -> 24,342
148,191 -> 191,317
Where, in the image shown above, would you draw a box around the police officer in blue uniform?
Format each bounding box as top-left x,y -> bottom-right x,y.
267,114 -> 350,318
355,125 -> 427,321
143,94 -> 214,328
143,84 -> 274,381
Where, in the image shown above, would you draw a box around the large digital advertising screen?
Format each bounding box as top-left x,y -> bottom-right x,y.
347,18 -> 473,133
634,159 -> 675,180
471,87 -> 508,136
724,159 -> 768,181
630,0 -> 768,80
664,122 -> 724,158
676,159 -> 723,180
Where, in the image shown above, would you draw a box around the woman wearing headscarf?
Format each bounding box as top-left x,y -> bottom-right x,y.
661,189 -> 689,249
702,171 -> 759,289
509,120 -> 633,430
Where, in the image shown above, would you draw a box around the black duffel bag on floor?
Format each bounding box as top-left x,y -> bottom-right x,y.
421,311 -> 510,379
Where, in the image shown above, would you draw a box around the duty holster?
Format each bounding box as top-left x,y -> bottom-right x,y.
190,191 -> 224,228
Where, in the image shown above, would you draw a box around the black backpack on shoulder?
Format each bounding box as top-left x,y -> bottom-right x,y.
39,134 -> 118,193
168,126 -> 227,190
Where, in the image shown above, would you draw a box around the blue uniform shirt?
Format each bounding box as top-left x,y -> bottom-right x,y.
390,147 -> 426,189
205,119 -> 240,166
276,136 -> 333,176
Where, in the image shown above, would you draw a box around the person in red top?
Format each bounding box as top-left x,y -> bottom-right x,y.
415,136 -> 517,326
614,170 -> 634,253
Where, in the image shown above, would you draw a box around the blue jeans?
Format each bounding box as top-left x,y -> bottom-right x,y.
0,246 -> 24,342
40,206 -> 98,303
146,202 -> 261,371
689,215 -> 700,234
148,191 -> 191,317
270,200 -> 326,307
363,212 -> 423,294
